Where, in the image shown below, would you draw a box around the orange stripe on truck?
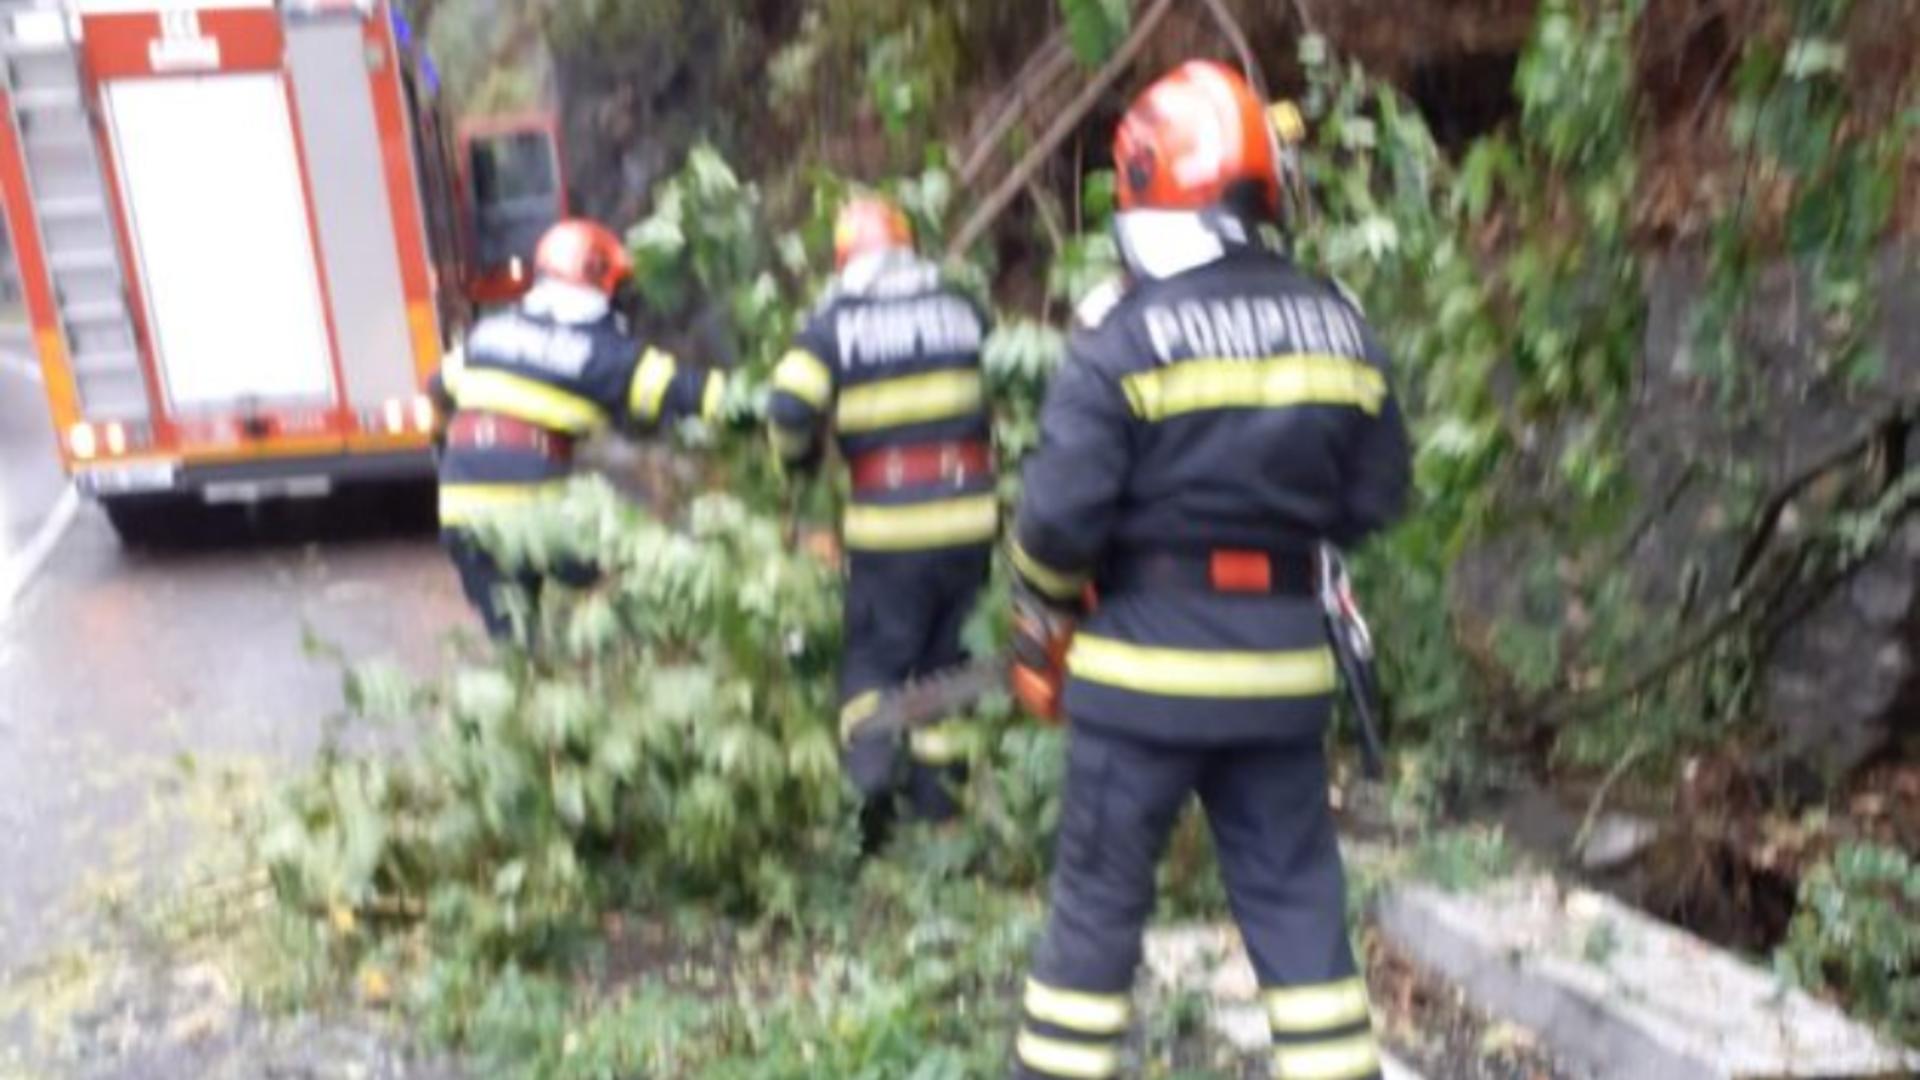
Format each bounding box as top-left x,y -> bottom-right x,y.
34,330 -> 81,436
407,300 -> 442,379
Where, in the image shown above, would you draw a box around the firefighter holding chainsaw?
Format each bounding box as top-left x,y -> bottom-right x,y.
767,195 -> 996,847
1006,62 -> 1410,1080
430,218 -> 724,640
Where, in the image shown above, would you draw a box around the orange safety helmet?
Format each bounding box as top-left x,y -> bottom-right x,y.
533,218 -> 633,297
1114,60 -> 1281,216
833,195 -> 914,270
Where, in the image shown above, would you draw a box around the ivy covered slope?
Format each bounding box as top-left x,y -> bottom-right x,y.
1292,0 -> 1919,785
248,0 -> 1920,1067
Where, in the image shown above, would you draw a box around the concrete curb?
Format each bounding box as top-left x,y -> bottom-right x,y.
1377,875 -> 1920,1080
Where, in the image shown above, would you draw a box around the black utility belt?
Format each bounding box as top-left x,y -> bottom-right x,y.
1102,548 -> 1319,597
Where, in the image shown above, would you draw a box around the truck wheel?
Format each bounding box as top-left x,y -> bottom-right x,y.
101,496 -> 186,548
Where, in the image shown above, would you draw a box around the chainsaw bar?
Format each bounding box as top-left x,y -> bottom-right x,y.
848,657 -> 1010,738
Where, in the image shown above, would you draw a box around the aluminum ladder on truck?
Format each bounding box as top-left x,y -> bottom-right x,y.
0,0 -> 149,424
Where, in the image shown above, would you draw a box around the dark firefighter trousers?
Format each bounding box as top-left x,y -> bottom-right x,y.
841,546 -> 991,827
1014,725 -> 1381,1080
443,529 -> 597,642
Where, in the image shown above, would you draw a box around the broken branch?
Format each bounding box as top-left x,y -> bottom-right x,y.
946,0 -> 1178,260
957,32 -> 1075,190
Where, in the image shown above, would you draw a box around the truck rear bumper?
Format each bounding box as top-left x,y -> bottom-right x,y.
76,449 -> 435,503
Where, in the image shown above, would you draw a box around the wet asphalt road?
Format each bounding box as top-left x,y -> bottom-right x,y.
0,349 -> 467,982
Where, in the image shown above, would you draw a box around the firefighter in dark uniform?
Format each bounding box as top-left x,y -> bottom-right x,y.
767,195 -> 996,844
1005,63 -> 1411,1080
430,218 -> 723,639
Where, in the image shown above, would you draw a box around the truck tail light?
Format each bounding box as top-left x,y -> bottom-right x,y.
69,420 -> 149,460
369,395 -> 438,436
68,421 -> 98,460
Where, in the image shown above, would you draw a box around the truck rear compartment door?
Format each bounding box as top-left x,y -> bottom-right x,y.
103,73 -> 337,414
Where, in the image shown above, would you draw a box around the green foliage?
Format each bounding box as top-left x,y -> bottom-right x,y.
628,144 -> 786,356
1776,842 -> 1920,1041
1058,0 -> 1129,67
1046,170 -> 1122,307
431,866 -> 1041,1078
982,319 -> 1067,473
1698,0 -> 1898,387
1290,5 -> 1724,783
419,0 -> 546,112
261,485 -> 853,962
865,26 -> 937,146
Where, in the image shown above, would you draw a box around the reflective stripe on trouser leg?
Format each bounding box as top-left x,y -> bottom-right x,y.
1270,1028 -> 1381,1079
1013,1027 -> 1122,1079
1017,728 -> 1203,1078
1267,977 -> 1380,1080
1013,977 -> 1129,1079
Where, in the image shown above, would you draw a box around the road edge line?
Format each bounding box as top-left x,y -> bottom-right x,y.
0,482 -> 81,618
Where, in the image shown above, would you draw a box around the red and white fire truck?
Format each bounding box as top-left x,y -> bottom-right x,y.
0,0 -> 565,540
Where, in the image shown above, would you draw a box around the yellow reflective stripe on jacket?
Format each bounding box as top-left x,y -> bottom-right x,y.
1023,979 -> 1131,1035
439,481 -> 568,527
835,368 -> 984,433
1067,635 -> 1337,699
1265,977 -> 1371,1034
773,348 -> 834,410
1270,1032 -> 1380,1080
452,368 -> 607,433
628,347 -> 679,422
1015,1030 -> 1120,1079
700,370 -> 727,423
1121,354 -> 1386,421
1010,538 -> 1087,602
438,344 -> 468,396
842,494 -> 998,551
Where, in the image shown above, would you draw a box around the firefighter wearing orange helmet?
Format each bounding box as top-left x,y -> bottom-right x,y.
1006,62 -> 1409,1079
429,218 -> 725,639
767,194 -> 996,850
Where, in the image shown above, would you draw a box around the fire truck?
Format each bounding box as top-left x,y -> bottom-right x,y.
0,0 -> 565,540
